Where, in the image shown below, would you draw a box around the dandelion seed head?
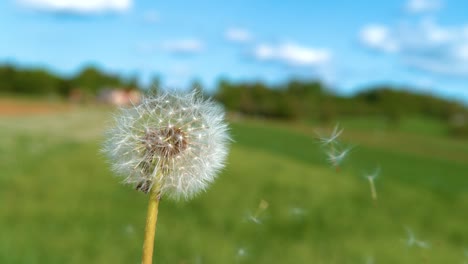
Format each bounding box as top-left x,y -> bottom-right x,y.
103,91 -> 230,201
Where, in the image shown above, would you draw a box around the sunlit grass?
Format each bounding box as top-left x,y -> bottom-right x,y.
0,107 -> 467,263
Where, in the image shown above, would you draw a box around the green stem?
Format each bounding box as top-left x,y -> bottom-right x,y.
141,182 -> 161,264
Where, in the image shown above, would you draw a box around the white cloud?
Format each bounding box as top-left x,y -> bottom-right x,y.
359,19 -> 468,77
360,24 -> 399,53
225,28 -> 252,43
17,0 -> 131,14
252,42 -> 331,67
161,39 -> 204,55
406,0 -> 442,13
456,43 -> 468,60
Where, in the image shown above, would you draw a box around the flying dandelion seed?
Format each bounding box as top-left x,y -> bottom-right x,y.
404,227 -> 430,249
317,123 -> 343,146
237,247 -> 247,257
103,91 -> 230,264
248,215 -> 262,225
289,207 -> 307,217
247,199 -> 269,225
235,247 -> 248,263
415,240 -> 430,249
124,224 -> 135,236
316,124 -> 353,172
364,166 -> 380,204
365,166 -> 380,181
326,146 -> 353,172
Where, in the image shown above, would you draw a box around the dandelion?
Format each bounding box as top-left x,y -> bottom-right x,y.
364,166 -> 380,204
404,227 -> 430,249
103,91 -> 230,264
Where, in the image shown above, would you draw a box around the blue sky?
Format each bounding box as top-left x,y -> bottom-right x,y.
1,0 -> 468,102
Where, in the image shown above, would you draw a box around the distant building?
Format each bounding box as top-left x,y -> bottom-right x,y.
97,88 -> 141,106
69,88 -> 84,103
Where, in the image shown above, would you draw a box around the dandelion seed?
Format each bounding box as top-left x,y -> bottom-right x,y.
366,166 -> 380,181
415,240 -> 430,249
237,248 -> 247,257
364,166 -> 380,204
124,224 -> 135,236
235,247 -> 248,263
326,146 -> 352,171
102,91 -> 230,264
317,123 -> 343,146
289,207 -> 307,217
248,215 -> 262,224
247,199 -> 269,225
404,227 -> 430,249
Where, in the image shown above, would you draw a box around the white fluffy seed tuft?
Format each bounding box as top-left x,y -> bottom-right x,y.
103,91 -> 230,201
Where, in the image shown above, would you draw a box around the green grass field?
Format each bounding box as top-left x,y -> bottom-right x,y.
0,106 -> 467,264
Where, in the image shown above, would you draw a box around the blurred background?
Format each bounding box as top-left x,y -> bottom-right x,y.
1,0 -> 468,263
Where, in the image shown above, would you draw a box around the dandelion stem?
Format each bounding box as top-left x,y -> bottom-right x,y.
142,182 -> 161,264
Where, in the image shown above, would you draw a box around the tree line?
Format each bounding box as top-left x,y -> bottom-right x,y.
213,79 -> 468,137
215,79 -> 466,122
0,64 -> 137,96
1,64 -> 467,136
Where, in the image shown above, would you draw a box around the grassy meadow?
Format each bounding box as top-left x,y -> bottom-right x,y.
0,102 -> 467,264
